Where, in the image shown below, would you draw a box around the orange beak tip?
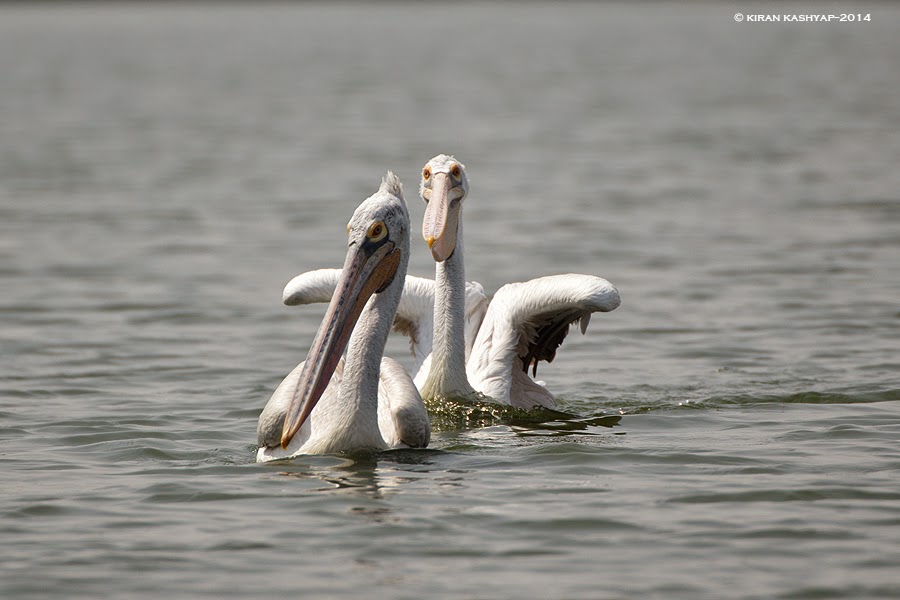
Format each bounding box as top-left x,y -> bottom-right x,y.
280,428 -> 292,449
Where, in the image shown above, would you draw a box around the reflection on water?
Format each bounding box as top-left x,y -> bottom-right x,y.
510,414 -> 623,438
265,451 -> 445,499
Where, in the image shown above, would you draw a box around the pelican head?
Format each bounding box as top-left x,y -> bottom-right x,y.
280,173 -> 409,448
420,154 -> 468,262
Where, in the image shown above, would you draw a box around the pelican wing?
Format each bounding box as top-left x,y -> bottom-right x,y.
467,274 -> 620,408
282,269 -> 488,374
257,360 -> 307,449
282,269 -> 343,306
377,358 -> 430,448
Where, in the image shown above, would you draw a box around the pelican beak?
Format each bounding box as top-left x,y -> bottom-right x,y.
422,172 -> 460,262
280,237 -> 401,449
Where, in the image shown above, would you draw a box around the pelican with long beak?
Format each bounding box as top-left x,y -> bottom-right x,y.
256,173 -> 429,461
418,154 -> 621,408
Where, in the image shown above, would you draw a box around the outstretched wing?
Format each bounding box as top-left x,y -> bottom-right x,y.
282,269 -> 488,376
466,274 -> 620,409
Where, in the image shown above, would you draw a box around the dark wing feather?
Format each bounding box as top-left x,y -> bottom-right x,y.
521,308 -> 585,376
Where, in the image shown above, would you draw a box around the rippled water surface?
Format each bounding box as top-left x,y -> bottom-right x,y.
2,3 -> 899,599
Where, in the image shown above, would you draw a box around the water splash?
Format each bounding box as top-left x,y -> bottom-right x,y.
424,393 -> 574,431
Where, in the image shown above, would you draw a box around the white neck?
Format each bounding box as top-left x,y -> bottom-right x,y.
325,247 -> 408,451
421,221 -> 476,401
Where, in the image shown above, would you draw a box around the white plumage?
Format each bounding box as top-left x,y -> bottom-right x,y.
416,154 -> 620,409
466,274 -> 620,408
256,173 -> 429,462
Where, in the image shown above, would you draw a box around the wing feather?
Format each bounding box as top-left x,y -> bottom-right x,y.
467,274 -> 620,407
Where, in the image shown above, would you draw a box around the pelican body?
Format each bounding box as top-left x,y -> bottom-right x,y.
419,154 -> 620,408
256,173 -> 429,462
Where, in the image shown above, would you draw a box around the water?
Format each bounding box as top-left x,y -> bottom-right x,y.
2,3 -> 899,598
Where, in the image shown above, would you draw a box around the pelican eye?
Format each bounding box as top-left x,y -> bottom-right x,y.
367,221 -> 387,242
450,163 -> 461,179
423,166 -> 431,181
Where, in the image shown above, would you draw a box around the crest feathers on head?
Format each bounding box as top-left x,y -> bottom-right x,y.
380,171 -> 403,199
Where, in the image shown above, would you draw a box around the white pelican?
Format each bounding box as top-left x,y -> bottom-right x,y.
256,173 -> 430,462
419,154 -> 621,409
278,156 -> 621,411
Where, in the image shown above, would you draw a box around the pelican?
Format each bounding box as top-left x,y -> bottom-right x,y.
256,173 -> 429,462
419,155 -> 621,408
279,156 -> 621,411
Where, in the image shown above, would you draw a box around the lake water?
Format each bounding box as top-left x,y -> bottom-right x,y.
1,3 -> 899,598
